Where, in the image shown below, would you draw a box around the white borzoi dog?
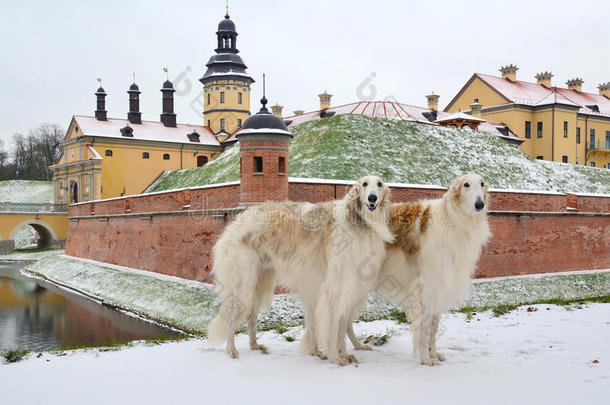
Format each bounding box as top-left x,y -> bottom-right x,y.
206,175 -> 393,361
347,173 -> 491,365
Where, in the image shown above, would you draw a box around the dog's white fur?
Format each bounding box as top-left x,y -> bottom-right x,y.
348,173 -> 491,365
207,175 -> 393,362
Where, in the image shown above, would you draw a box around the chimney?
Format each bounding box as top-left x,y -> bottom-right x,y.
535,71 -> 553,88
293,110 -> 305,116
271,103 -> 284,119
499,64 -> 518,82
566,78 -> 584,92
426,92 -> 440,111
160,80 -> 177,127
127,83 -> 142,124
598,82 -> 610,98
95,87 -> 107,121
318,90 -> 332,110
470,100 -> 483,117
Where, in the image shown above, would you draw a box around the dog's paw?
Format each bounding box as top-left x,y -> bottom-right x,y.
420,355 -> 440,366
226,347 -> 239,359
432,351 -> 446,361
251,343 -> 269,354
316,351 -> 328,360
331,357 -> 350,366
355,343 -> 373,351
345,354 -> 359,364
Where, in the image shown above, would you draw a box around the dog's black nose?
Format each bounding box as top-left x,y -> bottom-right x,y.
368,194 -> 378,203
475,199 -> 485,211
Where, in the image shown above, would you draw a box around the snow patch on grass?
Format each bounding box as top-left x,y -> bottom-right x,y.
0,180 -> 53,202
22,255 -> 610,334
148,115 -> 610,194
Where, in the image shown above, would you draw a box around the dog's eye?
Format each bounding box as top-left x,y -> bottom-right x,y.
481,182 -> 484,187
377,182 -> 382,187
363,182 -> 368,187
464,183 -> 470,188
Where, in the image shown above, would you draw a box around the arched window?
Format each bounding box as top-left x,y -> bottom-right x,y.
105,150 -> 113,157
142,152 -> 150,159
163,153 -> 170,160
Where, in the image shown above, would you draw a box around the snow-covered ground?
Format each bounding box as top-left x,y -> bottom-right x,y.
1,304 -> 608,405
0,180 -> 53,202
0,248 -> 64,262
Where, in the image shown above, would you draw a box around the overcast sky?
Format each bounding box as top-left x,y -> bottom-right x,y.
1,0 -> 609,148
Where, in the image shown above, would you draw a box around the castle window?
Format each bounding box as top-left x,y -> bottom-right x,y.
590,161 -> 596,167
220,118 -> 226,131
105,150 -> 113,157
197,156 -> 208,167
237,119 -> 242,127
278,157 -> 286,174
536,156 -> 544,160
142,152 -> 150,159
253,156 -> 263,173
577,127 -> 581,144
75,126 -> 79,133
563,121 -> 568,138
207,120 -> 211,128
525,121 -> 531,138
238,93 -> 242,104
220,92 -> 225,103
536,122 -> 543,138
562,155 -> 568,163
163,153 -> 170,160
207,93 -> 210,105
590,129 -> 596,149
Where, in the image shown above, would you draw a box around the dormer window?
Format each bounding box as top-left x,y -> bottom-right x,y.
120,126 -> 134,137
187,131 -> 200,142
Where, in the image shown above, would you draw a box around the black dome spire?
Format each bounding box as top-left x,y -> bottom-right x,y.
239,75 -> 291,137
200,9 -> 254,84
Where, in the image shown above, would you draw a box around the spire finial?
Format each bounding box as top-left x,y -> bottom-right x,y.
132,72 -> 136,83
260,73 -> 268,112
163,67 -> 168,81
225,0 -> 229,17
97,77 -> 102,85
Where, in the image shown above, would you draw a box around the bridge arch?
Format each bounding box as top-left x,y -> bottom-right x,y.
9,219 -> 59,249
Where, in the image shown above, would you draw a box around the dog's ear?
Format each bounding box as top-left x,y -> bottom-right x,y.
483,180 -> 491,208
447,175 -> 465,201
345,182 -> 363,222
380,182 -> 391,206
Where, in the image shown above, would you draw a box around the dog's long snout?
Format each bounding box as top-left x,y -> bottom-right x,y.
368,194 -> 378,204
474,198 -> 485,211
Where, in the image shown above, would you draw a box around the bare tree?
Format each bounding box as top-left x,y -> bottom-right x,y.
9,124 -> 64,180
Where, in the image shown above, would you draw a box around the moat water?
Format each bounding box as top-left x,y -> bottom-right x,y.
0,262 -> 178,351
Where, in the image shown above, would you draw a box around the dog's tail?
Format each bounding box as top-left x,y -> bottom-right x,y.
206,226 -> 260,345
207,301 -> 234,345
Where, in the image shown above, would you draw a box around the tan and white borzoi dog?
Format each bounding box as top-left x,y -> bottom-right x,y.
207,175 -> 393,362
347,173 -> 491,365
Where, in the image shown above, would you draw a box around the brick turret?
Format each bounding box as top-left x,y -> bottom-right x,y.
237,94 -> 293,205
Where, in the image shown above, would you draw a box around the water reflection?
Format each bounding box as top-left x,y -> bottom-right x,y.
0,262 -> 178,351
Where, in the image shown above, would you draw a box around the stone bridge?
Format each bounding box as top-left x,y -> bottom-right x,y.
0,202 -> 68,254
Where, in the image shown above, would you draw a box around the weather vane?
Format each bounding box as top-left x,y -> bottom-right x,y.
97,77 -> 102,85
163,67 -> 168,80
132,72 -> 136,83
225,0 -> 229,16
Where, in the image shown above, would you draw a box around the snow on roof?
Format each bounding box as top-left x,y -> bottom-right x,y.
435,111 -> 487,123
73,116 -> 220,146
476,73 -> 610,116
282,101 -> 520,140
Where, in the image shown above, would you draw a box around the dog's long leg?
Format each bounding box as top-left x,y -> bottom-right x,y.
300,300 -> 321,356
225,299 -> 239,359
429,314 -> 445,361
347,319 -> 373,351
248,313 -> 268,354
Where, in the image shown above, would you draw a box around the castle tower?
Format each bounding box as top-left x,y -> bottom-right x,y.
237,92 -> 293,205
127,82 -> 142,124
200,9 -> 254,140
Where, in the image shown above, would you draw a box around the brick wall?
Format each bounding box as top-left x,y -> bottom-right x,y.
239,136 -> 290,203
65,180 -> 610,282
